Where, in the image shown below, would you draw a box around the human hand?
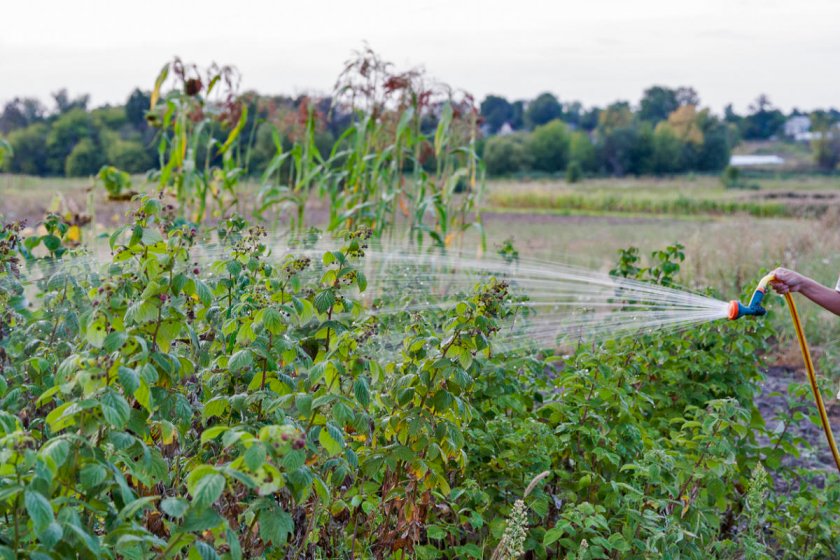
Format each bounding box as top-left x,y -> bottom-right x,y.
769,267 -> 807,295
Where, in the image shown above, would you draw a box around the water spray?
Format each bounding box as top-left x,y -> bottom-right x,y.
728,272 -> 840,473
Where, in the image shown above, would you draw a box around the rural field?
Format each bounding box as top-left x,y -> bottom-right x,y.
3,53 -> 840,560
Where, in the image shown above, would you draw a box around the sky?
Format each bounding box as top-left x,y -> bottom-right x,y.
1,0 -> 838,115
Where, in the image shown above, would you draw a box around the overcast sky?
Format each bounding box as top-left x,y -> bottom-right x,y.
1,0 -> 838,114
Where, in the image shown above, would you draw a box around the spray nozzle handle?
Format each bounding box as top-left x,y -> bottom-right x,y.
728,288 -> 768,320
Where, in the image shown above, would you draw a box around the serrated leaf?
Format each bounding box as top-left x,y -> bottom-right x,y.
190,473 -> 225,510
229,349 -> 253,372
25,490 -> 54,534
259,506 -> 293,545
353,378 -> 370,408
161,497 -> 189,518
101,390 -> 130,428
80,464 -> 108,488
314,290 -> 335,314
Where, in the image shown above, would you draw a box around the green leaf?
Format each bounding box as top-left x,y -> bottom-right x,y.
134,380 -> 153,414
259,506 -> 294,545
80,464 -> 108,489
190,473 -> 225,509
25,490 -> 54,534
319,423 -> 345,457
86,316 -> 108,348
544,526 -> 565,546
101,390 -> 131,428
229,349 -> 253,372
161,497 -> 189,519
39,439 -> 70,470
353,378 -> 370,408
262,307 -> 284,335
103,331 -> 128,352
314,290 -> 335,314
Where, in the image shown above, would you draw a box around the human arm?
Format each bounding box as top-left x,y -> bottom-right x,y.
769,267 -> 840,317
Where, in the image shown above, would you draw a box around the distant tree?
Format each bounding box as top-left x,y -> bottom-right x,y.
525,93 -> 562,129
6,123 -> 49,175
675,86 -> 700,107
125,89 -> 151,129
105,137 -> 154,173
742,95 -> 785,139
639,86 -> 678,123
510,100 -> 525,129
695,110 -> 731,171
46,108 -> 97,174
597,102 -> 633,133
483,133 -> 533,175
569,131 -> 597,171
52,88 -> 90,114
811,112 -> 840,170
65,138 -> 103,176
480,95 -> 514,134
579,107 -> 601,131
652,123 -> 684,174
666,105 -> 704,146
0,97 -> 46,134
562,101 -> 584,128
598,121 -> 653,176
528,120 -> 571,173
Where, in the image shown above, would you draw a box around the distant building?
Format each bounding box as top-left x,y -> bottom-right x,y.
784,115 -> 811,139
497,122 -> 515,136
730,154 -> 784,167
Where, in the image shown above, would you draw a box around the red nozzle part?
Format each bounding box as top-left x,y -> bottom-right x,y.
727,300 -> 739,320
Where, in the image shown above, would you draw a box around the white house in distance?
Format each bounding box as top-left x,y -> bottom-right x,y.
784,115 -> 811,141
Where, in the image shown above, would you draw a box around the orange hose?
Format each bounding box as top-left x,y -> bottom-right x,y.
783,292 -> 840,473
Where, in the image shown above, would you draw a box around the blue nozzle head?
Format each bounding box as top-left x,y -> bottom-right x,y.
728,288 -> 767,320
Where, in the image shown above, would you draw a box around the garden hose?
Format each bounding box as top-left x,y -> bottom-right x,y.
730,273 -> 840,473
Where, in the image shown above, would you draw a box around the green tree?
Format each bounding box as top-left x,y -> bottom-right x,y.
569,131 -> 597,171
65,137 -> 103,176
528,120 -> 571,173
46,108 -> 98,174
106,138 -> 154,173
0,97 -> 46,134
5,123 -> 49,175
652,122 -> 684,174
483,133 -> 533,175
742,95 -> 785,140
639,86 -> 678,123
480,95 -> 514,134
525,93 -> 562,129
125,88 -> 151,129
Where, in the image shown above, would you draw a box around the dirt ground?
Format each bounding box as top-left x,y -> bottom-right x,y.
757,365 -> 840,488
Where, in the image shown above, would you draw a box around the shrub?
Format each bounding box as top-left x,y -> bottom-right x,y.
565,160 -> 582,183
483,133 -> 533,175
64,138 -> 103,176
3,201 -> 840,558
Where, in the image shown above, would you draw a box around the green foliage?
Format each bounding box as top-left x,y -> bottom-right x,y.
97,166 -> 134,200
4,206 -> 840,558
528,120 -> 570,173
483,134 -> 533,176
524,93 -> 562,129
0,137 -> 12,167
64,138 -> 103,177
5,122 -> 49,175
565,160 -> 582,183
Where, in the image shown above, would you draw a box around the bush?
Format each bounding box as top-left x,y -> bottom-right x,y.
106,139 -> 154,174
4,203 -> 840,558
566,160 -> 582,183
483,133 -> 533,175
64,138 -> 103,176
528,119 -> 570,173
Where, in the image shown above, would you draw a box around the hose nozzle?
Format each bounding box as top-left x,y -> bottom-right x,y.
728,272 -> 774,320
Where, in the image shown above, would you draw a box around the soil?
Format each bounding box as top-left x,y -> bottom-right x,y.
756,366 -> 840,488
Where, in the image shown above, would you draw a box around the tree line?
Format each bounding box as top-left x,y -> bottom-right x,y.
1,82 -> 838,179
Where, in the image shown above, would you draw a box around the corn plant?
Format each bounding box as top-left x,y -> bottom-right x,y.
146,58 -> 248,223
